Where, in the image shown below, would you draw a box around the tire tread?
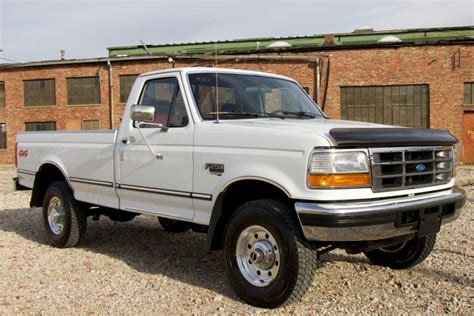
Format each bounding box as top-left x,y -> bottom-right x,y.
43,181 -> 87,248
365,234 -> 436,269
226,199 -> 318,307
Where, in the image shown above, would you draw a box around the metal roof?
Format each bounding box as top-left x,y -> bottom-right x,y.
1,26 -> 473,70
108,26 -> 474,57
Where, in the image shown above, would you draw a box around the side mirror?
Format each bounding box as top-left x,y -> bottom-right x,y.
130,104 -> 155,122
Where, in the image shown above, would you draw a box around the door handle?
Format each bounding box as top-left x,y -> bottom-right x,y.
121,136 -> 136,144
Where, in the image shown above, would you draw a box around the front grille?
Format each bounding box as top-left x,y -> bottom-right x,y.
369,146 -> 453,192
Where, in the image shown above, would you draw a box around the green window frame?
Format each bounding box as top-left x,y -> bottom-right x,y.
67,77 -> 101,105
119,75 -> 138,103
464,83 -> 474,105
0,123 -> 6,149
25,121 -> 57,131
81,119 -> 100,130
24,79 -> 56,107
341,84 -> 429,128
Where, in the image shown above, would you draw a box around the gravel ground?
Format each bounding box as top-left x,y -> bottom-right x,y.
0,165 -> 472,314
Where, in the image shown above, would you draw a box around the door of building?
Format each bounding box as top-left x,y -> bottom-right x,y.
463,111 -> 474,164
340,85 -> 429,128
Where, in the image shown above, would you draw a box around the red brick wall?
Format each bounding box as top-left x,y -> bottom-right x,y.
0,64 -> 112,164
323,45 -> 473,141
0,44 -> 473,164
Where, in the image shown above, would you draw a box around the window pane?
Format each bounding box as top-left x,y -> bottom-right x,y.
67,77 -> 100,105
25,122 -> 57,131
168,93 -> 188,127
0,82 -> 4,107
24,79 -> 55,106
81,120 -> 100,130
465,83 -> 473,105
0,123 -> 6,149
189,73 -> 323,120
341,85 -> 428,128
120,75 -> 138,103
138,77 -> 188,128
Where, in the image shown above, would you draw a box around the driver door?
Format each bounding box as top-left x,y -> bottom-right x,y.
117,74 -> 195,220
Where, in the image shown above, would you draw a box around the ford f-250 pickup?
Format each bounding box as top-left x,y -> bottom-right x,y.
14,67 -> 466,308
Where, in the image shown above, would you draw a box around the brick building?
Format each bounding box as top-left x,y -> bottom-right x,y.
0,26 -> 473,164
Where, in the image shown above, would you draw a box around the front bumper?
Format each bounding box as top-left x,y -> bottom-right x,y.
295,187 -> 466,242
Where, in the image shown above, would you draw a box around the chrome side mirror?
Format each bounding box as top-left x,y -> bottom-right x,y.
130,104 -> 155,122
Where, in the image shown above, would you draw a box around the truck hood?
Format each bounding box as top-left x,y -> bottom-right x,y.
217,118 -> 390,144
216,118 -> 456,147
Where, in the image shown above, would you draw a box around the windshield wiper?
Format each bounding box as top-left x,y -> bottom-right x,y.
270,110 -> 321,119
209,110 -> 287,119
263,112 -> 286,119
209,111 -> 260,117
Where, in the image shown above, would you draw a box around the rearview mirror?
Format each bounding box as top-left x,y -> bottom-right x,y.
130,104 -> 155,122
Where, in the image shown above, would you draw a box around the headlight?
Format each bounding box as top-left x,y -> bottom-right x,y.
308,151 -> 371,188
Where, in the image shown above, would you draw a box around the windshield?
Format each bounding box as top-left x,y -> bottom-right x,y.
188,73 -> 325,120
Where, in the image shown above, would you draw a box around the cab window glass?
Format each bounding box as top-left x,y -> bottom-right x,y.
138,77 -> 188,128
189,73 -> 323,120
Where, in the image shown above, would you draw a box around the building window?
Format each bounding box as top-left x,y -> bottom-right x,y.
120,75 -> 138,103
81,119 -> 100,130
0,123 -> 6,149
0,82 -> 5,107
464,83 -> 474,105
67,77 -> 100,105
25,121 -> 57,131
341,84 -> 429,128
24,79 -> 56,107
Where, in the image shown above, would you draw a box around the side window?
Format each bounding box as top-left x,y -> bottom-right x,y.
138,77 -> 188,128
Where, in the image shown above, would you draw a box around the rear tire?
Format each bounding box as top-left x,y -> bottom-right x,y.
42,181 -> 87,248
364,234 -> 436,269
223,199 -> 318,308
158,217 -> 191,233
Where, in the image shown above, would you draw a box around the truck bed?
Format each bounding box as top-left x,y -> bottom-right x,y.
16,130 -> 119,208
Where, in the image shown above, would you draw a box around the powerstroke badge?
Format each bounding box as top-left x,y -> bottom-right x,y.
205,163 -> 224,175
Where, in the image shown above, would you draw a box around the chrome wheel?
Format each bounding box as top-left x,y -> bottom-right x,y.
47,196 -> 65,235
235,225 -> 280,287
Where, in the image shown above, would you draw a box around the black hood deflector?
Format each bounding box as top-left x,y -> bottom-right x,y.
329,128 -> 457,147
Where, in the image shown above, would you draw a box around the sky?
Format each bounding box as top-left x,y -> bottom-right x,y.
0,0 -> 472,63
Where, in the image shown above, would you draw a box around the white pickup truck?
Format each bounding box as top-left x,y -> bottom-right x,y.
14,67 -> 466,308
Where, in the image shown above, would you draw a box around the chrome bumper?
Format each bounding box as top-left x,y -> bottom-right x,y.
295,187 -> 466,242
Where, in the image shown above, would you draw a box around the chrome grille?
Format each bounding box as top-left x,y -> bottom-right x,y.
369,146 -> 453,192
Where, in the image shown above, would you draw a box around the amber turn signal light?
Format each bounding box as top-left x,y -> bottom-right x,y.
308,173 -> 370,188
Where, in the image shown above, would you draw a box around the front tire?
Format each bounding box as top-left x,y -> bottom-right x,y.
364,234 -> 437,269
42,181 -> 87,248
223,199 -> 318,308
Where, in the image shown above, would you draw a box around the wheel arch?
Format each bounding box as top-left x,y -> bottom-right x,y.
30,162 -> 72,208
206,177 -> 293,251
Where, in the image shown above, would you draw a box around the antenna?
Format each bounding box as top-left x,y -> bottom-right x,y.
139,40 -> 152,56
215,42 -> 220,123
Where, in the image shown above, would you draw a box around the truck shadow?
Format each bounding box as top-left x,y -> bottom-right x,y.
0,206 -> 471,299
0,206 -> 239,300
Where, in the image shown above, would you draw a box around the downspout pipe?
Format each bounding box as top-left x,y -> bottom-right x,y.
315,57 -> 321,105
107,60 -> 114,129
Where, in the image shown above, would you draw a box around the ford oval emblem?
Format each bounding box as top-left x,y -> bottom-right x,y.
416,164 -> 426,172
